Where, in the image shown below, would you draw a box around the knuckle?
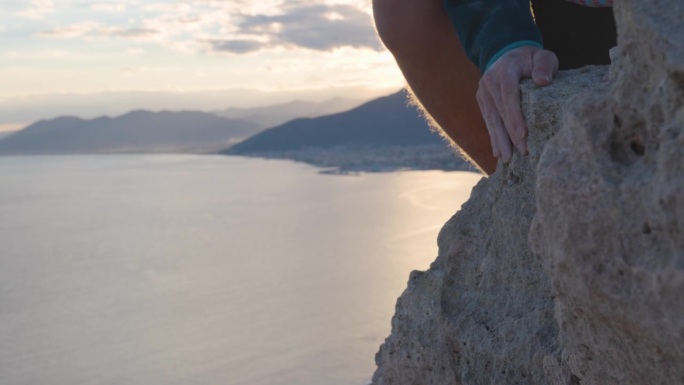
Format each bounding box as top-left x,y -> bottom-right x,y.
479,76 -> 491,89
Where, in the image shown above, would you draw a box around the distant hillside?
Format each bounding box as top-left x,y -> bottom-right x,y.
225,91 -> 445,154
0,132 -> 15,141
214,98 -> 363,128
0,110 -> 262,155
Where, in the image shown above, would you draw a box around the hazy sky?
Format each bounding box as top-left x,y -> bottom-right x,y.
0,0 -> 404,129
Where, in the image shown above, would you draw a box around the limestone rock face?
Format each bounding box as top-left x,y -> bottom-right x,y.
530,0 -> 684,383
372,0 -> 683,384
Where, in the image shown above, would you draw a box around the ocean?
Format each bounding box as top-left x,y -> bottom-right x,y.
0,155 -> 481,385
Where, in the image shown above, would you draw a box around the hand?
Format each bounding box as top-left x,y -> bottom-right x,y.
476,46 -> 558,163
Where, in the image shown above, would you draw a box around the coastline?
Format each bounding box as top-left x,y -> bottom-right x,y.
227,144 -> 479,174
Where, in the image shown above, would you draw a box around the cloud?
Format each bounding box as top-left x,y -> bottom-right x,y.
39,22 -> 159,40
126,48 -> 146,56
15,0 -> 54,19
90,3 -> 127,13
34,1 -> 380,54
208,39 -> 264,54
38,22 -> 102,38
7,50 -> 76,59
209,3 -> 381,53
112,28 -> 158,38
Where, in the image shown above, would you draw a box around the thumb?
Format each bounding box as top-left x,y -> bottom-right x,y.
531,49 -> 558,86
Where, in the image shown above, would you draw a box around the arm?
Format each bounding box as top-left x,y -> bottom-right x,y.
443,0 -> 557,163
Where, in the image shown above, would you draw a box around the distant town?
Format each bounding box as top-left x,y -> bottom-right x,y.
240,144 -> 475,174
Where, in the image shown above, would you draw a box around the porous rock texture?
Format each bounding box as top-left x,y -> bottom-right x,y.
372,0 -> 683,384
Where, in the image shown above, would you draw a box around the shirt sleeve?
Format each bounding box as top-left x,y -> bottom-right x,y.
443,0 -> 543,73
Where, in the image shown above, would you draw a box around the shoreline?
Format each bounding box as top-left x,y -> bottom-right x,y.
228,144 -> 479,174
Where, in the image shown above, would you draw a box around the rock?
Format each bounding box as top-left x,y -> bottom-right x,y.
530,0 -> 684,383
372,0 -> 683,383
372,65 -> 607,385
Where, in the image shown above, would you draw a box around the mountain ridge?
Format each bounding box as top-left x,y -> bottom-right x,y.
225,91 -> 446,154
0,110 -> 262,155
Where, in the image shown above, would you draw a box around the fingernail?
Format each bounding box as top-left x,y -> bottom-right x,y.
535,75 -> 551,85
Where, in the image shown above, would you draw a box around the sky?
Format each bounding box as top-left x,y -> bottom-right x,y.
0,0 -> 405,130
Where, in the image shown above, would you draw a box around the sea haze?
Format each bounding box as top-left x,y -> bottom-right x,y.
0,155 -> 481,385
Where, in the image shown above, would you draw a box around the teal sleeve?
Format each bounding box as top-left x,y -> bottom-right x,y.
485,40 -> 543,71
443,0 -> 543,73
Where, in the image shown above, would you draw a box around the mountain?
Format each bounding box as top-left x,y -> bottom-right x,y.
0,132 -> 15,141
225,91 -> 445,154
214,98 -> 363,128
0,110 -> 262,155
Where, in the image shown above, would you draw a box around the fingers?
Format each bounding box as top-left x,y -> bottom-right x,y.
481,60 -> 526,158
477,86 -> 512,163
476,45 -> 557,165
499,65 -> 528,155
476,81 -> 495,157
492,113 -> 513,162
531,49 -> 558,87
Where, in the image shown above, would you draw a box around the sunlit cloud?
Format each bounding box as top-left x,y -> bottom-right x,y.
34,0 -> 379,54
209,4 -> 381,53
126,48 -> 146,56
37,21 -> 100,38
7,49 -> 76,59
15,0 -> 54,19
90,3 -> 127,13
39,22 -> 159,40
120,66 -> 151,77
142,3 -> 195,13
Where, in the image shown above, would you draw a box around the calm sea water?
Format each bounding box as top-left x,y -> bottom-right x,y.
0,155 -> 481,385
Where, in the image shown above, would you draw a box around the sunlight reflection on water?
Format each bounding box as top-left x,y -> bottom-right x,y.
0,155 -> 482,385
